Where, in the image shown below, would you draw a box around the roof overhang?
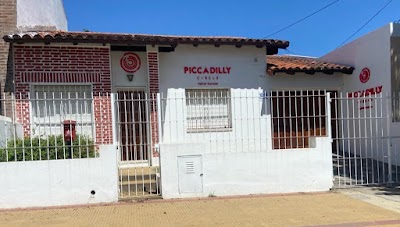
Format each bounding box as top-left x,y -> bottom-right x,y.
267,55 -> 354,75
3,31 -> 290,51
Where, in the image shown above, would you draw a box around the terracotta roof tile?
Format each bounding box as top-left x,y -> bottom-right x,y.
267,55 -> 354,75
3,31 -> 289,48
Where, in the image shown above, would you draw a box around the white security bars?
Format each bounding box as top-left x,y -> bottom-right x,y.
114,89 -> 330,198
0,91 -> 98,162
114,91 -> 160,198
332,92 -> 400,186
115,90 -> 156,163
2,89 -> 398,189
159,89 -> 330,153
270,90 -> 328,149
185,89 -> 232,131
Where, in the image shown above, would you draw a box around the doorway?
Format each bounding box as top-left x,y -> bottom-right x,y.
117,89 -> 149,163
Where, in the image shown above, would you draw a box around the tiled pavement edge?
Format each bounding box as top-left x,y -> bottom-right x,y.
0,192 -> 399,227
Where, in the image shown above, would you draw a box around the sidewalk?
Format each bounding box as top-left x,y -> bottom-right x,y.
0,192 -> 399,227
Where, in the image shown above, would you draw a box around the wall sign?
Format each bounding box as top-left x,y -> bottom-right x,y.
348,67 -> 382,110
184,66 -> 231,86
359,68 -> 370,83
184,66 -> 231,74
120,52 -> 141,73
347,85 -> 383,98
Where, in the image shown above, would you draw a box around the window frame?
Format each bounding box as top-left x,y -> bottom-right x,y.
185,88 -> 232,133
29,83 -> 94,125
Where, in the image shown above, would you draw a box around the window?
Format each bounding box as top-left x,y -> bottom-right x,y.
185,89 -> 231,131
271,90 -> 328,149
31,85 -> 93,122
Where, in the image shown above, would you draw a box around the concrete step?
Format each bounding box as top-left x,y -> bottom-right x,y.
119,166 -> 159,177
119,174 -> 157,181
118,166 -> 161,199
120,179 -> 158,186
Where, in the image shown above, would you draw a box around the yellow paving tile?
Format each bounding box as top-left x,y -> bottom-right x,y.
0,192 -> 399,227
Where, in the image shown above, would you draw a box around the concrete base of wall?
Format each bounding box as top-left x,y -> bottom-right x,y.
0,145 -> 118,209
160,138 -> 334,199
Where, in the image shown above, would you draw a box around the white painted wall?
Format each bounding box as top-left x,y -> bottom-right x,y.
111,51 -> 148,91
17,0 -> 67,31
157,45 -> 333,197
322,24 -> 392,95
159,45 -> 267,92
158,45 -> 269,153
0,145 -> 118,209
160,137 -> 333,198
265,72 -> 345,91
161,89 -> 271,153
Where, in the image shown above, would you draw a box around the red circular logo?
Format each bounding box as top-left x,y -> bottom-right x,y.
359,68 -> 370,83
120,52 -> 141,73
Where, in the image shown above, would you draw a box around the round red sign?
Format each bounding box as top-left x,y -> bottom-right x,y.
120,52 -> 141,73
359,68 -> 370,83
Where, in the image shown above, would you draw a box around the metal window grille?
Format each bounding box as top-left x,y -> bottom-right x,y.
185,89 -> 232,131
0,90 -> 99,162
270,90 -> 328,149
32,85 -> 92,119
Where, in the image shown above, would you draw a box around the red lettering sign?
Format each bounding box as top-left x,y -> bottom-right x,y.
183,66 -> 231,74
347,85 -> 383,98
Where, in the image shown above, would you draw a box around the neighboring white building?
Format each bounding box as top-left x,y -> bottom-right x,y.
321,23 -> 400,167
17,0 -> 68,32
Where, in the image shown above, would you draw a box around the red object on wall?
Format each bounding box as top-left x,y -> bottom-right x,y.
63,120 -> 77,142
120,52 -> 141,73
359,68 -> 370,83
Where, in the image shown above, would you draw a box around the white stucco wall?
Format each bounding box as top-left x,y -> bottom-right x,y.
17,0 -> 68,31
159,45 -> 266,92
155,45 -> 333,197
322,24 -> 392,95
161,89 -> 271,153
265,72 -> 345,91
0,145 -> 118,209
160,137 -> 333,198
111,51 -> 149,90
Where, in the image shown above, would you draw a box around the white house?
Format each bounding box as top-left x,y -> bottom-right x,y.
4,21 -> 400,208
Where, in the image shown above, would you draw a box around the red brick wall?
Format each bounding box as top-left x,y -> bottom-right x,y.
148,52 -> 159,94
13,45 -> 113,145
147,51 -> 160,157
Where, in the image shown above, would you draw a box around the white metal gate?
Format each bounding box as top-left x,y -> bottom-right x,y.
114,91 -> 161,199
331,93 -> 400,187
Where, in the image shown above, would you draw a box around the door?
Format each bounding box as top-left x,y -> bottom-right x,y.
118,90 -> 149,162
178,155 -> 203,193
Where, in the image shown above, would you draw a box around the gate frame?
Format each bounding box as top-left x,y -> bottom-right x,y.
112,88 -> 154,167
331,92 -> 398,187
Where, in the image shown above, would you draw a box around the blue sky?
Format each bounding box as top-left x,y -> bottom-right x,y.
64,0 -> 400,57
